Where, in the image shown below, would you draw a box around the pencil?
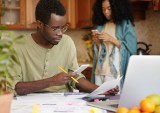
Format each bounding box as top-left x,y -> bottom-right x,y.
58,66 -> 67,73
58,66 -> 79,83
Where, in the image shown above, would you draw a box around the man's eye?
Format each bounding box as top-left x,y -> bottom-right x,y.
52,27 -> 58,31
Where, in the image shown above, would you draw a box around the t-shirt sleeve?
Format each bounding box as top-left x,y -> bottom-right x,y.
7,50 -> 22,95
65,35 -> 86,88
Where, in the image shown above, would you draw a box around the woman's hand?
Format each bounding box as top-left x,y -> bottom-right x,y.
92,31 -> 101,49
98,32 -> 121,48
98,32 -> 112,42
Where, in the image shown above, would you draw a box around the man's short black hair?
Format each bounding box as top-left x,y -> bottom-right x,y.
35,0 -> 66,24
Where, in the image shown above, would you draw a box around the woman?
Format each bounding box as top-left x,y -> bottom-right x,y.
91,0 -> 137,88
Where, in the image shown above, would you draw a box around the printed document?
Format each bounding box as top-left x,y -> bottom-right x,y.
87,77 -> 121,97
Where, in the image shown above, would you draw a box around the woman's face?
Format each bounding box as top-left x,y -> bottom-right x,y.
102,0 -> 112,20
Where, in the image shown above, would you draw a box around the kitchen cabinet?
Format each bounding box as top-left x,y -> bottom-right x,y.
131,0 -> 160,11
153,0 -> 160,11
26,0 -> 96,29
131,0 -> 152,20
130,0 -> 160,20
0,0 -> 95,30
0,0 -> 26,29
26,0 -> 39,29
60,0 -> 96,29
0,0 -> 38,30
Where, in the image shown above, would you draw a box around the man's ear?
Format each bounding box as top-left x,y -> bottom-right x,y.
36,20 -> 43,28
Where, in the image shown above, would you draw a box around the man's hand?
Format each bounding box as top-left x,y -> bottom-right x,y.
69,72 -> 79,78
52,71 -> 80,86
52,72 -> 74,85
102,85 -> 119,96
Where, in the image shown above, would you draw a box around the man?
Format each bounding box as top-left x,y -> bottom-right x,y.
8,0 -> 118,95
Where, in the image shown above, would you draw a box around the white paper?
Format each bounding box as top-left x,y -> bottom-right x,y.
74,64 -> 89,74
39,104 -> 107,113
11,93 -> 107,113
87,77 -> 121,97
64,92 -> 89,99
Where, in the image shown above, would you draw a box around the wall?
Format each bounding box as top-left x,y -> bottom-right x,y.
66,29 -> 91,63
135,10 -> 160,55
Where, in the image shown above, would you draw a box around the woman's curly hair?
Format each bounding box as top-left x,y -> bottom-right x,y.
92,0 -> 134,26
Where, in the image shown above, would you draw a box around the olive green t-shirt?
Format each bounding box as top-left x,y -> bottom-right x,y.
8,34 -> 85,94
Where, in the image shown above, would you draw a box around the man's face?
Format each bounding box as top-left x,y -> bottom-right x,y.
42,13 -> 68,45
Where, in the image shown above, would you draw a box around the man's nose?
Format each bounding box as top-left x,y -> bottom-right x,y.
56,29 -> 63,35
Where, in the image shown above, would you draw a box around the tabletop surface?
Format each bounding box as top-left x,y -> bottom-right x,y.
11,93 -> 119,113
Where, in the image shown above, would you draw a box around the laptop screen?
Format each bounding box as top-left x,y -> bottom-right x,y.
118,55 -> 160,109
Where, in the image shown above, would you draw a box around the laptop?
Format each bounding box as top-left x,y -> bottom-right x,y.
87,55 -> 160,111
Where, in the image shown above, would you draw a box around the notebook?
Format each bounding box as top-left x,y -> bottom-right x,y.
87,55 -> 160,111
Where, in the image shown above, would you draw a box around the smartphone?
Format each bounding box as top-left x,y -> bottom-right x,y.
91,29 -> 103,42
91,29 -> 99,35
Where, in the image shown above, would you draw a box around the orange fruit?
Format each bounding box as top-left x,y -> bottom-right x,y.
131,107 -> 141,111
128,107 -> 141,113
141,112 -> 150,113
128,109 -> 141,113
146,94 -> 160,106
116,107 -> 128,113
140,98 -> 156,112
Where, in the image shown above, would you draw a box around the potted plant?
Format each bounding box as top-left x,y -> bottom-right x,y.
0,25 -> 22,113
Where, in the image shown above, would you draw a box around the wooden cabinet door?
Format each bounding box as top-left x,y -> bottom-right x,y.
26,0 -> 39,29
153,0 -> 160,11
76,0 -> 95,28
60,0 -> 95,29
59,0 -> 74,28
25,0 -> 95,29
0,0 -> 26,29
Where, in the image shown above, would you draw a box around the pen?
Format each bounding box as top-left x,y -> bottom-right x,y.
58,66 -> 79,83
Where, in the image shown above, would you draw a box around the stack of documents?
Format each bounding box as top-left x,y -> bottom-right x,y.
11,77 -> 121,113
11,93 -> 107,113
